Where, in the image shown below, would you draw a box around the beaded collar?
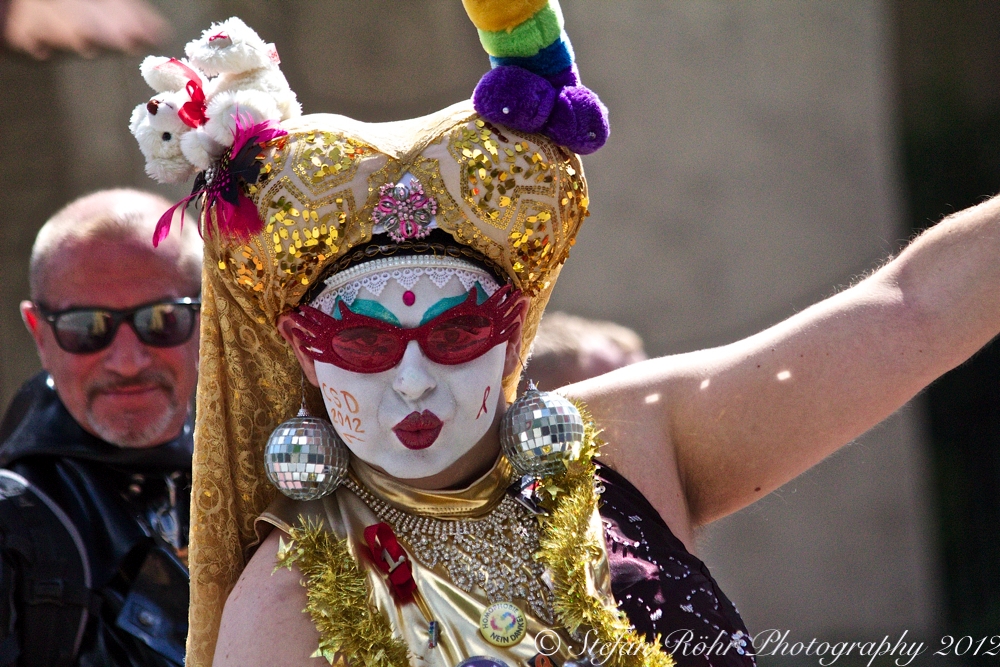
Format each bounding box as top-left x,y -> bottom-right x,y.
345,456 -> 553,622
348,455 -> 512,519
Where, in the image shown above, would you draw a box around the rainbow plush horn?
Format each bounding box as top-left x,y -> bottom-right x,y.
463,0 -> 609,154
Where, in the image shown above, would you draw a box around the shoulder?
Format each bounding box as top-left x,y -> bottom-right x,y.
0,469 -> 89,569
217,492 -> 351,667
214,529 -> 321,667
562,366 -> 698,546
0,373 -> 50,446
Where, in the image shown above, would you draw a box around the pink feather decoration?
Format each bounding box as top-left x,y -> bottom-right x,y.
152,113 -> 287,246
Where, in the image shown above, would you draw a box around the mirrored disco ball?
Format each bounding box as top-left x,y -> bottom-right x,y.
500,386 -> 585,477
264,416 -> 348,500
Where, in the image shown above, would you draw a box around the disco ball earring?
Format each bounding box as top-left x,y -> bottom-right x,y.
264,382 -> 349,501
500,380 -> 585,479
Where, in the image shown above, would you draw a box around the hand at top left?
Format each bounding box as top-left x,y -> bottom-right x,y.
2,0 -> 171,59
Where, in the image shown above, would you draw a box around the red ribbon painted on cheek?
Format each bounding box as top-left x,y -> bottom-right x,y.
477,386 -> 491,420
364,523 -> 416,602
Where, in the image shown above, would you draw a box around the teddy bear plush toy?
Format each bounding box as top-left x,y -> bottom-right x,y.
129,56 -> 209,183
179,16 -> 301,171
129,17 -> 301,183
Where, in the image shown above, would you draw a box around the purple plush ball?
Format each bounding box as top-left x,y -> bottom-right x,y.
473,66 -> 557,132
543,85 -> 609,155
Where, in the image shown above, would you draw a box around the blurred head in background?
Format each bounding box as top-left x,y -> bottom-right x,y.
522,311 -> 646,391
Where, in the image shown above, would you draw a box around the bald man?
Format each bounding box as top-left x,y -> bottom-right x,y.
0,189 -> 200,667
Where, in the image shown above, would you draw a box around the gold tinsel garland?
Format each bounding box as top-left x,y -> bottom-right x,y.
276,410 -> 674,667
534,407 -> 674,667
275,520 -> 411,667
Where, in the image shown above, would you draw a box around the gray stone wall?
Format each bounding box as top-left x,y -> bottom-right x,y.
0,0 -> 941,652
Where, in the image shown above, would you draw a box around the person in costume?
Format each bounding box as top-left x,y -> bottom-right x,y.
131,6 -> 1000,667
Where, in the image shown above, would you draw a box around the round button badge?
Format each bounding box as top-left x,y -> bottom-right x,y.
456,657 -> 511,667
479,602 -> 527,647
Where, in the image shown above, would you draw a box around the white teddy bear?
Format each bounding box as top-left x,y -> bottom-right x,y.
180,16 -> 301,170
129,18 -> 301,182
129,56 -> 209,183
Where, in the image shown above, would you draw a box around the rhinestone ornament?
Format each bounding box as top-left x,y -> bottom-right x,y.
370,180 -> 438,243
264,412 -> 349,500
500,383 -> 585,477
344,477 -> 554,623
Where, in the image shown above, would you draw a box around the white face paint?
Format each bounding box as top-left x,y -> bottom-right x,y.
312,271 -> 508,483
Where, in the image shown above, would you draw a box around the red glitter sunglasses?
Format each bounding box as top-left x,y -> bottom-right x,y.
291,285 -> 527,373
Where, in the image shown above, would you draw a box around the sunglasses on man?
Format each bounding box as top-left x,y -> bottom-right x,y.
36,297 -> 202,354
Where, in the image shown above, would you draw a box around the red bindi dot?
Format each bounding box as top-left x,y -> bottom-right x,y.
403,290 -> 416,306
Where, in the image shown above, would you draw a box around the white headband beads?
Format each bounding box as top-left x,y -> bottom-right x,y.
310,255 -> 501,314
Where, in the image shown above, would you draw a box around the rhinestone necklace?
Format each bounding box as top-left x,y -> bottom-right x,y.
343,477 -> 554,623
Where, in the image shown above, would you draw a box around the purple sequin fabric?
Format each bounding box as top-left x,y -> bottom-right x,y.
599,465 -> 757,667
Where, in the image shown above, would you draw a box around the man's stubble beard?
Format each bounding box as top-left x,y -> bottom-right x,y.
85,370 -> 181,448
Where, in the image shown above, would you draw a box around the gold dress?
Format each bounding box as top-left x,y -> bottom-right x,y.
259,455 -> 612,667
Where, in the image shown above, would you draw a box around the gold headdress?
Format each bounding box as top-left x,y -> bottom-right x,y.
213,104 -> 588,329
136,6 -> 607,665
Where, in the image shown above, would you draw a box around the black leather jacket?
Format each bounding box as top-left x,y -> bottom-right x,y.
0,373 -> 191,667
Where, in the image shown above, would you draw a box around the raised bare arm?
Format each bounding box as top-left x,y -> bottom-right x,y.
567,195 -> 1000,545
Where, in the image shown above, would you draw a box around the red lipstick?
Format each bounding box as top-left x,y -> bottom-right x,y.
392,410 -> 443,450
